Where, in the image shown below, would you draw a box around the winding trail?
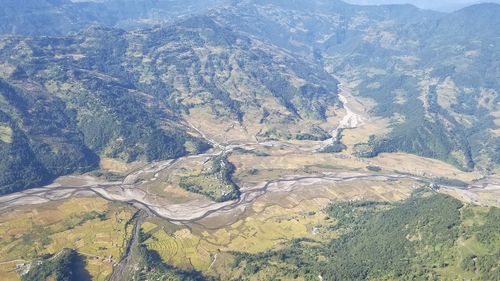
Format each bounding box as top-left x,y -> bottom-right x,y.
186,120 -> 223,149
207,254 -> 218,271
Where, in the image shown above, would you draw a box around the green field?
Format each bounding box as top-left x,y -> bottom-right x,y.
178,155 -> 240,202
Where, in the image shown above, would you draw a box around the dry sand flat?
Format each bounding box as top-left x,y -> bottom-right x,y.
0,169 -> 423,223
0,137 -> 488,222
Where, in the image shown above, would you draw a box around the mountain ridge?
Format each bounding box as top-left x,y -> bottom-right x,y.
0,15 -> 341,194
0,0 -> 498,195
214,0 -> 499,170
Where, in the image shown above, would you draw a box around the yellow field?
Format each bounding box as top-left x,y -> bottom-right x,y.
99,157 -> 141,175
143,176 -> 417,278
217,203 -> 326,253
143,201 -> 327,275
369,153 -> 482,181
144,225 -> 215,270
229,145 -> 480,185
0,197 -> 134,281
185,104 -> 343,146
341,117 -> 391,153
141,221 -> 159,233
141,180 -> 204,204
0,124 -> 13,143
186,107 -> 256,144
229,151 -> 366,174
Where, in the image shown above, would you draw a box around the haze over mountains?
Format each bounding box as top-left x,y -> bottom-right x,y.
346,0 -> 500,12
0,1 -> 499,281
1,0 -> 498,195
0,0 -> 230,35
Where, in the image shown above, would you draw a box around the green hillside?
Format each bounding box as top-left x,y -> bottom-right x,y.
215,0 -> 500,171
0,16 -> 339,194
232,190 -> 500,280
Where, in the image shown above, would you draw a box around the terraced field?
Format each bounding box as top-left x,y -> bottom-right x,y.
0,198 -> 134,281
139,174 -> 419,278
0,119 -> 496,280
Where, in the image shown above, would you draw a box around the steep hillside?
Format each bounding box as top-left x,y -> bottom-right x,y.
214,0 -> 500,170
0,17 -> 339,194
0,79 -> 98,194
231,190 -> 500,280
1,0 -> 498,194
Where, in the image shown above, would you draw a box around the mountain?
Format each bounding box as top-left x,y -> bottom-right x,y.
0,0 -> 498,194
0,0 -> 229,36
0,16 -> 339,194
0,2 -> 499,281
345,0 -> 500,12
213,0 -> 500,170
0,0 -> 111,36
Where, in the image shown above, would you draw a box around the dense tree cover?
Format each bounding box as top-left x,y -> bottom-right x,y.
179,154 -> 240,202
1,0 -> 499,193
352,75 -> 477,170
0,14 -> 339,195
22,249 -> 91,281
319,192 -> 463,280
320,141 -> 347,153
0,79 -> 98,195
320,128 -> 347,153
296,126 -> 331,141
230,190 -> 500,280
364,22 -> 499,170
214,1 -> 500,171
366,165 -> 382,172
0,73 -> 207,194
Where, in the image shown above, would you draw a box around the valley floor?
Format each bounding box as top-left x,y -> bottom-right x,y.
0,84 -> 498,280
0,136 -> 499,280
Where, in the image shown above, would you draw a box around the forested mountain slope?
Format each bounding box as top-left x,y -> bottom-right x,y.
231,190 -> 500,280
0,2 -> 498,280
0,16 -> 339,194
0,0 -> 498,194
214,0 -> 500,171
